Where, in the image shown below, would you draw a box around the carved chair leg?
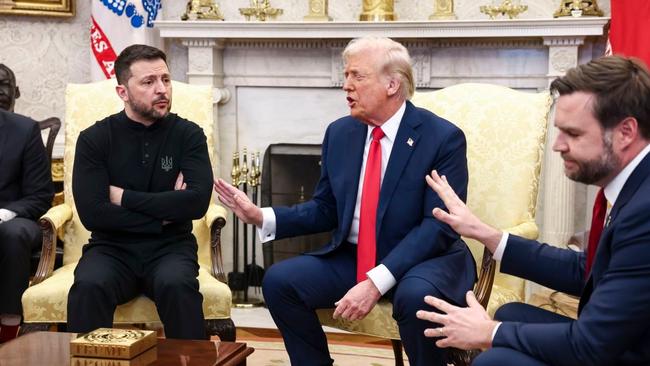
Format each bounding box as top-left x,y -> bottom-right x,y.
18,323 -> 52,336
205,318 -> 236,342
391,339 -> 404,366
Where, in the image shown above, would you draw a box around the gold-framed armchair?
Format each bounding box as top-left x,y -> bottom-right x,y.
317,83 -> 552,365
21,79 -> 235,340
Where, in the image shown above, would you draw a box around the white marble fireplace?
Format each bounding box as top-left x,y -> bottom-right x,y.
156,18 -> 609,276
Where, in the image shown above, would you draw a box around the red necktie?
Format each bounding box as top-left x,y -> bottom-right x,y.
357,127 -> 385,283
585,188 -> 607,276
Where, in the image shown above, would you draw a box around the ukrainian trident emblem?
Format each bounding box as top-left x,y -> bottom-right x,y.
161,156 -> 173,172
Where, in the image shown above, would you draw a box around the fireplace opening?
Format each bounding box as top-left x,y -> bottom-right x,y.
261,144 -> 331,269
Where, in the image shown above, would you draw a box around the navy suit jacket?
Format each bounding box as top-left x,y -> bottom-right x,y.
0,109 -> 53,221
494,152 -> 650,365
273,101 -> 476,304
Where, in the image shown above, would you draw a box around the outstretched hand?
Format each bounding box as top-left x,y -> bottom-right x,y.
213,178 -> 263,226
416,291 -> 497,350
426,170 -> 502,253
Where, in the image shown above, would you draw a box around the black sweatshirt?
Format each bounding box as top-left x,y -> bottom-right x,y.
72,110 -> 213,244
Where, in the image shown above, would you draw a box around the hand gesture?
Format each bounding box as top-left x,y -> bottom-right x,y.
332,279 -> 381,321
426,170 -> 502,253
175,172 -> 186,190
213,178 -> 263,226
416,291 -> 497,350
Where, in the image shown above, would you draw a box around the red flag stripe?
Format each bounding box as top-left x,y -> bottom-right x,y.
90,15 -> 118,79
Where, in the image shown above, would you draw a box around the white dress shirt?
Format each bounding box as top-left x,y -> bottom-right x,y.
491,142 -> 650,340
258,102 -> 407,295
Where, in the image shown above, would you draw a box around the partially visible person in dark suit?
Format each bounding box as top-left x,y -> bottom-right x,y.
0,63 -> 20,112
0,63 -> 54,343
214,36 -> 476,366
417,55 -> 650,365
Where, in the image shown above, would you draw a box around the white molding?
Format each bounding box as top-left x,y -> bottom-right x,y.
156,18 -> 609,40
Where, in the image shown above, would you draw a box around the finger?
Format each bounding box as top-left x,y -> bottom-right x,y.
423,328 -> 446,338
435,338 -> 452,349
217,194 -> 236,209
175,172 -> 184,190
416,310 -> 444,324
466,291 -> 482,309
432,207 -> 454,224
333,300 -> 345,319
424,295 -> 456,314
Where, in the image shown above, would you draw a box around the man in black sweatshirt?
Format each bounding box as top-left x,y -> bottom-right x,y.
67,45 -> 213,339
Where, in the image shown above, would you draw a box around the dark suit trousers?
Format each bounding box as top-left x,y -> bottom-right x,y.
0,218 -> 41,315
262,243 -> 449,366
473,302 -> 573,366
67,239 -> 205,339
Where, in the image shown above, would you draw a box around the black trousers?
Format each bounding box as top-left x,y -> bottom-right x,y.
67,238 -> 205,339
0,218 -> 41,315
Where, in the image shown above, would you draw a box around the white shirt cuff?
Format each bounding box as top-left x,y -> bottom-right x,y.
492,232 -> 509,261
257,207 -> 277,243
0,209 -> 17,223
491,321 -> 502,341
366,264 -> 397,295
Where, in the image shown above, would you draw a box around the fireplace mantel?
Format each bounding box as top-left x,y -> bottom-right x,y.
156,17 -> 608,266
156,18 -> 608,39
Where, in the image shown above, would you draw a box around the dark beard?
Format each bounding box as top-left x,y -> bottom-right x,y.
128,97 -> 170,122
566,133 -> 619,185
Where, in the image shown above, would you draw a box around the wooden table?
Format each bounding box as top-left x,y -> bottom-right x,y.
0,332 -> 254,365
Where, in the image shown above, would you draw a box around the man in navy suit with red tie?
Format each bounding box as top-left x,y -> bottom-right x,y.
418,55 -> 650,365
214,37 -> 476,365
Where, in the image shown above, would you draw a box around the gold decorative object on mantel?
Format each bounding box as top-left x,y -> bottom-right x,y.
480,0 -> 528,19
304,0 -> 332,21
0,0 -> 14,11
181,0 -> 224,20
239,0 -> 283,21
554,0 -> 603,17
429,0 -> 456,20
359,0 -> 396,21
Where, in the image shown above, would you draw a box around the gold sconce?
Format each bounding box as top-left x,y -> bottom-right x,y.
240,0 -> 283,21
181,0 -> 224,20
359,0 -> 396,21
430,0 -> 456,20
554,0 -> 603,17
480,0 -> 528,19
304,0 -> 332,21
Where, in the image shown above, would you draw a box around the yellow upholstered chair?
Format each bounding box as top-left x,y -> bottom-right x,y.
21,79 -> 234,340
317,83 -> 552,365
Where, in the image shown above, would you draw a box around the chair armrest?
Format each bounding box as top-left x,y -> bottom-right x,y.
473,221 -> 539,308
206,203 -> 228,283
32,204 -> 73,285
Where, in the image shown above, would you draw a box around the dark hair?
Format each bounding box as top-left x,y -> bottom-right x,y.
550,55 -> 650,139
114,44 -> 167,85
0,63 -> 17,84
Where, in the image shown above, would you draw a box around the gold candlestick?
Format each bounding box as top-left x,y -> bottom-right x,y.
553,0 -> 603,17
304,0 -> 332,21
181,0 -> 224,20
359,0 -> 396,21
429,0 -> 456,20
